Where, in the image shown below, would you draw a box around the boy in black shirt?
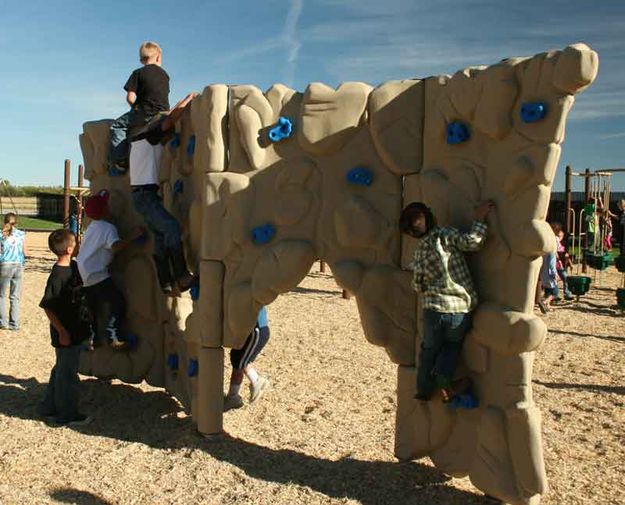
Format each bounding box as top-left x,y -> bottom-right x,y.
37,229 -> 91,426
109,41 -> 170,173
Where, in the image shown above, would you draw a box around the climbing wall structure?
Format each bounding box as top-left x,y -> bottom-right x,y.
78,43 -> 598,505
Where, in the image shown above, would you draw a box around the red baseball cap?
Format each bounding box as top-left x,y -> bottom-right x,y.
85,189 -> 110,219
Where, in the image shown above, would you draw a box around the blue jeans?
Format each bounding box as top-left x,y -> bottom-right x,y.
38,346 -> 81,423
0,263 -> 23,329
131,189 -> 182,261
109,110 -> 133,170
417,310 -> 471,398
557,268 -> 572,298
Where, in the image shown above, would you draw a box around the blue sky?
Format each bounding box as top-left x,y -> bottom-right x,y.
1,0 -> 624,191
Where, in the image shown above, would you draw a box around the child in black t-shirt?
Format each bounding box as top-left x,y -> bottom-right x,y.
109,41 -> 170,173
37,229 -> 91,426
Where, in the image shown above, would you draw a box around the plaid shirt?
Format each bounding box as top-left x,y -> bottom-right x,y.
410,221 -> 487,313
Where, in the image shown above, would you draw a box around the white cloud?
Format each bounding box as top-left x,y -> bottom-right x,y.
284,0 -> 304,86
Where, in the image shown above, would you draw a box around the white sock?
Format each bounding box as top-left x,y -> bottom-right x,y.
227,382 -> 241,397
245,367 -> 259,385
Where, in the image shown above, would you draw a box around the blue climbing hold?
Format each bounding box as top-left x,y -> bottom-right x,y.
449,392 -> 479,410
170,132 -> 181,148
268,116 -> 293,143
251,224 -> 276,245
167,353 -> 179,371
124,333 -> 138,350
186,135 -> 196,155
346,167 -> 373,186
187,359 -> 199,377
173,179 -> 184,194
520,102 -> 547,123
446,122 -> 471,144
108,166 -> 125,177
190,283 -> 200,301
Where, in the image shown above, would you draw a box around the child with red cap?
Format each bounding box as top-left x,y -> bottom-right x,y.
77,190 -> 144,349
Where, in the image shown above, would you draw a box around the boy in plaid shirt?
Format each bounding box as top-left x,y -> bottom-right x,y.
400,200 -> 494,402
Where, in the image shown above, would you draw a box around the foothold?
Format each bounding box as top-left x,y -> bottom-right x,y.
251,224 -> 276,245
186,135 -> 196,155
170,133 -> 181,148
124,333 -> 138,350
108,166 -> 126,177
449,392 -> 479,409
346,167 -> 373,186
190,283 -> 200,301
520,102 -> 547,123
174,179 -> 184,194
446,122 -> 470,144
166,353 -> 179,371
268,116 -> 293,143
187,358 -> 199,377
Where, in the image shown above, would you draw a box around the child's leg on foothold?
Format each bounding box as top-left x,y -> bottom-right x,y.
434,312 -> 471,394
416,310 -> 445,400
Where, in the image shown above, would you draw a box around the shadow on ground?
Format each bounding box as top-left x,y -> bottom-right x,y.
0,374 -> 494,505
549,328 -> 625,343
49,488 -> 114,505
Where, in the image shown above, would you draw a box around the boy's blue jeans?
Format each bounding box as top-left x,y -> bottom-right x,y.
109,110 -> 133,167
0,263 -> 23,330
417,309 -> 471,398
38,346 -> 81,423
131,188 -> 183,261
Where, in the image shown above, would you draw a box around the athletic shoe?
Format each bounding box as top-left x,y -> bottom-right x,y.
537,300 -> 548,314
223,394 -> 244,412
249,376 -> 270,403
109,337 -> 129,350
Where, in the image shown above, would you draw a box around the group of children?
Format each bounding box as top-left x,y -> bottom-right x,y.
38,41 -> 270,426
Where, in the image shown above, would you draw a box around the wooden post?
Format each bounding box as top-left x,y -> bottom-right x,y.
319,260 -> 326,273
582,168 -> 590,273
76,164 -> 85,244
565,165 -> 572,237
63,159 -> 71,229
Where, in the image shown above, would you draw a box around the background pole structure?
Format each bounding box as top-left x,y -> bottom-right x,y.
582,168 -> 591,273
76,164 -> 85,245
63,159 -> 71,229
565,165 -> 572,237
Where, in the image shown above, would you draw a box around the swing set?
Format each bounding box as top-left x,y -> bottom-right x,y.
565,166 -> 625,305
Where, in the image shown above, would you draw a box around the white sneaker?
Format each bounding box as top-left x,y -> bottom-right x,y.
249,376 -> 270,403
223,394 -> 244,412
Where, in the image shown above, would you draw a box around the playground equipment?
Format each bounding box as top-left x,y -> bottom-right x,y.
566,206 -> 592,300
78,43 -> 598,505
61,160 -> 90,244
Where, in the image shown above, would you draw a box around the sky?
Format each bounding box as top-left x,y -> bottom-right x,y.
0,0 -> 624,191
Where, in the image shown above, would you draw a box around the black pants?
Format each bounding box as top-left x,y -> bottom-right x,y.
84,277 -> 125,344
230,325 -> 270,370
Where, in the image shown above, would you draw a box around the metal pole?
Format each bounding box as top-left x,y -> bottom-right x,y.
63,159 -> 71,229
565,165 -> 572,237
582,168 -> 590,273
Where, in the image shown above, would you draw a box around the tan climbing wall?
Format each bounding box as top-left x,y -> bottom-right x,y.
80,43 -> 598,505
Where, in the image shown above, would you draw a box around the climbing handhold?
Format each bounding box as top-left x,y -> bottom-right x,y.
124,333 -> 138,350
187,359 -> 199,377
520,102 -> 547,123
251,224 -> 276,245
186,135 -> 196,155
173,179 -> 184,194
170,133 -> 181,148
268,116 -> 293,143
167,353 -> 179,371
449,392 -> 479,410
446,122 -> 470,144
346,167 -> 373,186
190,283 -> 200,301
